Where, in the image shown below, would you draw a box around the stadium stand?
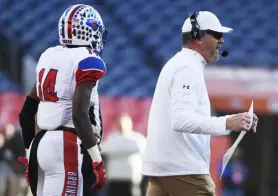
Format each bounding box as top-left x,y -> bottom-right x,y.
1,0 -> 278,97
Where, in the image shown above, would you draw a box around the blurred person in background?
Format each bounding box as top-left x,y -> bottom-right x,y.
0,123 -> 26,196
142,11 -> 259,196
101,114 -> 146,196
17,4 -> 108,196
218,148 -> 249,196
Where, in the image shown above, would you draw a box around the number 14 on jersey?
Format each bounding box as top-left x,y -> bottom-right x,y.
38,69 -> 59,102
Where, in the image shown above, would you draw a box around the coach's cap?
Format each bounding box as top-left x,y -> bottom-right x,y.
182,11 -> 233,33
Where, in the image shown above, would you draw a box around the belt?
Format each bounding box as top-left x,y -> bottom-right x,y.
40,126 -> 87,154
41,126 -> 78,136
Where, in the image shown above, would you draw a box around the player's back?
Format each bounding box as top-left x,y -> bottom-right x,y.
36,45 -> 105,130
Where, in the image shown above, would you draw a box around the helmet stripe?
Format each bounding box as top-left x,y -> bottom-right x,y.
60,6 -> 73,38
65,6 -> 73,15
61,22 -> 65,38
67,5 -> 83,39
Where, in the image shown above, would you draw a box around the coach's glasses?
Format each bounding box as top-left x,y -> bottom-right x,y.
205,30 -> 223,40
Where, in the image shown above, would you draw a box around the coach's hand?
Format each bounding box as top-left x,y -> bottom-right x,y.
226,112 -> 253,132
92,160 -> 106,191
17,156 -> 30,186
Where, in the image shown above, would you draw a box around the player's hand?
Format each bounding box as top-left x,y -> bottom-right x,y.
226,112 -> 252,132
92,160 -> 106,191
17,156 -> 30,185
251,113 -> 259,133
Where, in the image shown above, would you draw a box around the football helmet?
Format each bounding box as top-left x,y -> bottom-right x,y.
58,4 -> 107,54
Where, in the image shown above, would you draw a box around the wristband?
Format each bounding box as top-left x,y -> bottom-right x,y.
87,145 -> 102,163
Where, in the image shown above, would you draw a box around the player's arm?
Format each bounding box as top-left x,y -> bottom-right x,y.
72,82 -> 101,159
72,56 -> 106,161
169,66 -> 230,136
72,56 -> 106,191
19,84 -> 40,150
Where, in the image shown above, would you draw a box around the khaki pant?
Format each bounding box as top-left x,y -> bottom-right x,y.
146,175 -> 215,196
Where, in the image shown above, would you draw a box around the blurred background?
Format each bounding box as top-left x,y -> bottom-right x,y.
0,0 -> 278,195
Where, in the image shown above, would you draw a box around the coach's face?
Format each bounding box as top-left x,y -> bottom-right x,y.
201,30 -> 224,63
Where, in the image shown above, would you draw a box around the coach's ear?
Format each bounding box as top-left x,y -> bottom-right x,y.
196,37 -> 204,46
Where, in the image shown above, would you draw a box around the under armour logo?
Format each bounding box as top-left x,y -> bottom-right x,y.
183,85 -> 190,89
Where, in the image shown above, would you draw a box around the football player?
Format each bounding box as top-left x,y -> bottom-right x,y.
18,4 -> 108,196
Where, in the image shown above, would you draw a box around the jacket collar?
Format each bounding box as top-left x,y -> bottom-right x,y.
181,48 -> 207,67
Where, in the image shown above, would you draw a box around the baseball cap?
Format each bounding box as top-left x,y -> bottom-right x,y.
182,11 -> 233,34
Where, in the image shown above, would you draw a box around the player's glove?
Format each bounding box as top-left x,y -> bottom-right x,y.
92,160 -> 106,191
17,156 -> 30,185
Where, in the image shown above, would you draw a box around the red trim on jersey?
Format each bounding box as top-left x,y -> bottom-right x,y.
87,48 -> 92,54
62,132 -> 79,196
75,68 -> 105,86
67,5 -> 82,39
86,48 -> 98,55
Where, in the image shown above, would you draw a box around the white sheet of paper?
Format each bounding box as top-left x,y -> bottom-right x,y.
220,100 -> 253,179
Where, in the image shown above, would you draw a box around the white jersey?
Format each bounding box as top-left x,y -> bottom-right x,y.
142,48 -> 230,176
36,46 -> 106,133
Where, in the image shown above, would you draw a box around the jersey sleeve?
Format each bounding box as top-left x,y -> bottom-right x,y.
75,57 -> 106,86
